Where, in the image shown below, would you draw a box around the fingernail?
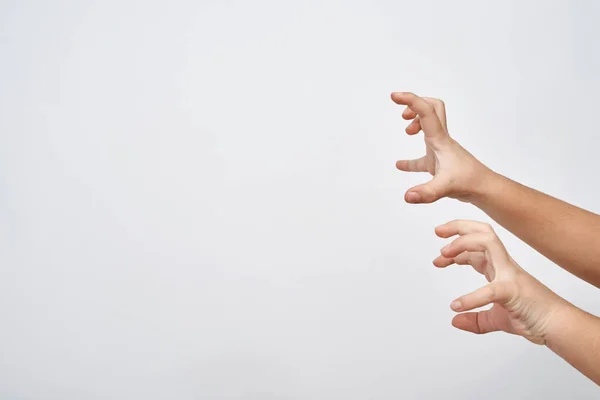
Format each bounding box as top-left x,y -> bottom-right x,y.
406,192 -> 421,203
450,300 -> 462,311
442,244 -> 451,253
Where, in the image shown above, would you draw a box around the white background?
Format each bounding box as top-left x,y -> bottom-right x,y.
1,0 -> 600,398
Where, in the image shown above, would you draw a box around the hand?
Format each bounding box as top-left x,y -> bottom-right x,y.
433,220 -> 566,345
391,92 -> 492,204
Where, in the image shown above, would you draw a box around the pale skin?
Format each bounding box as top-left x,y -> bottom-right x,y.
391,92 -> 600,385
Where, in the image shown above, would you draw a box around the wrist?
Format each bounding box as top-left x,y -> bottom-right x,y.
542,300 -> 579,349
444,140 -> 503,205
467,167 -> 504,207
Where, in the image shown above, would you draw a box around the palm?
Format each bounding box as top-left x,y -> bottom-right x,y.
401,96 -> 447,178
424,144 -> 438,176
490,299 -> 546,344
469,254 -> 517,335
458,252 -> 543,343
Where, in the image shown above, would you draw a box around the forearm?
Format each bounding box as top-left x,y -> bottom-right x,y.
545,303 -> 600,385
471,171 -> 600,287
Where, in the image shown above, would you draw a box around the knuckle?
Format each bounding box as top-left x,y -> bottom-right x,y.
483,232 -> 498,245
482,223 -> 494,233
455,253 -> 470,265
496,281 -> 516,304
485,285 -> 496,301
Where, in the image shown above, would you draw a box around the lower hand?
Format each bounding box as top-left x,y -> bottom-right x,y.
433,219 -> 566,345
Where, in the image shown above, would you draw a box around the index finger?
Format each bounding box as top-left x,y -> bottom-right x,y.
390,92 -> 446,141
423,97 -> 447,131
435,220 -> 495,238
441,232 -> 507,260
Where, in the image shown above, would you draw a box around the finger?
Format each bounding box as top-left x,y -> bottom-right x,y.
402,106 -> 417,120
391,92 -> 434,115
452,252 -> 473,265
433,252 -> 487,275
458,252 -> 489,276
451,310 -> 500,334
433,253 -> 474,268
405,175 -> 450,204
435,220 -> 495,238
405,116 -> 421,135
450,282 -> 513,312
440,232 -> 505,259
423,97 -> 447,131
456,251 -> 491,279
390,92 -> 447,143
396,156 -> 428,172
433,255 -> 455,268
401,98 -> 446,128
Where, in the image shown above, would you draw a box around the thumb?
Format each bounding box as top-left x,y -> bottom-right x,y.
404,176 -> 450,204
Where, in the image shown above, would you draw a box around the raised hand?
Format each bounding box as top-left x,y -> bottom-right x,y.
391,92 -> 492,204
